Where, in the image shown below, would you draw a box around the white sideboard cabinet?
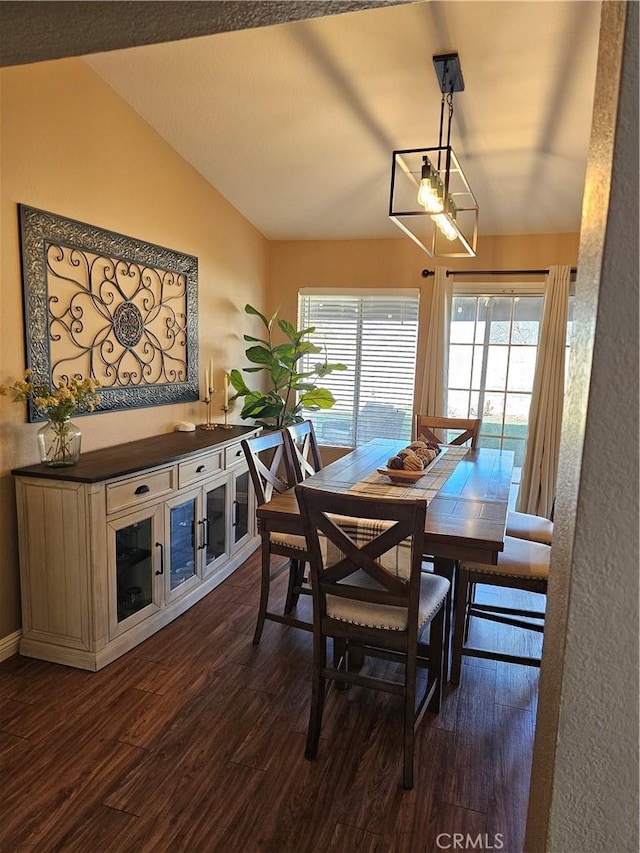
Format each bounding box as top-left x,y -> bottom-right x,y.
12,425 -> 260,671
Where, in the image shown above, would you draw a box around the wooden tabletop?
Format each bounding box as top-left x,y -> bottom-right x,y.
257,438 -> 514,565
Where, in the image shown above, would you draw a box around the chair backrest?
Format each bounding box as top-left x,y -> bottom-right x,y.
295,484 -> 427,630
414,415 -> 481,449
241,430 -> 296,506
285,420 -> 324,482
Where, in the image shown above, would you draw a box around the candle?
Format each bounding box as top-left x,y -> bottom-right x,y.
223,371 -> 229,407
209,357 -> 214,392
204,366 -> 210,396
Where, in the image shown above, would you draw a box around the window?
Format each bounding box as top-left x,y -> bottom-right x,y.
447,287 -> 575,468
298,289 -> 420,447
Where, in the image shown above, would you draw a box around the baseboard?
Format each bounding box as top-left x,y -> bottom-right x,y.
0,630 -> 21,662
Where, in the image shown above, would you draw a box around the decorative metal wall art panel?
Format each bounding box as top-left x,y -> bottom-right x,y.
19,205 -> 199,421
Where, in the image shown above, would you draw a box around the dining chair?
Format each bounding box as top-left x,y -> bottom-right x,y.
506,510 -> 553,545
414,415 -> 481,448
451,535 -> 550,684
241,430 -> 312,644
285,419 -> 324,481
295,483 -> 450,790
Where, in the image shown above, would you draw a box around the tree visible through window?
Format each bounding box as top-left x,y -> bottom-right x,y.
298,290 -> 420,447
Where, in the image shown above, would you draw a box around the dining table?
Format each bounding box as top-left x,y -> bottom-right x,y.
255,437 -> 514,678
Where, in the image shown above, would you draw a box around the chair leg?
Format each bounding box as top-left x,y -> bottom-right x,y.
305,634 -> 327,760
464,581 -> 475,642
427,604 -> 445,713
284,559 -> 301,613
402,645 -> 417,790
333,637 -> 347,690
252,536 -> 272,645
451,567 -> 470,685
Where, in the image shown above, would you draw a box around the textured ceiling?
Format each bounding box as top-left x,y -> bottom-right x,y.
0,1 -> 400,66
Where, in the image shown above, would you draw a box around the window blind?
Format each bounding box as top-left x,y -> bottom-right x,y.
298,290 -> 420,448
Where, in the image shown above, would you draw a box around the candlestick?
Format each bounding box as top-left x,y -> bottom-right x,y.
218,404 -> 233,429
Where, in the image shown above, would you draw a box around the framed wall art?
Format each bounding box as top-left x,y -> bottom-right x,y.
19,204 -> 199,421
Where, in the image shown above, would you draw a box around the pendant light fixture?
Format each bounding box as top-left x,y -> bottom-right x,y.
389,53 -> 479,258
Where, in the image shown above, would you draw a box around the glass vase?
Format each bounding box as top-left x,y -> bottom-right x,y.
37,418 -> 82,467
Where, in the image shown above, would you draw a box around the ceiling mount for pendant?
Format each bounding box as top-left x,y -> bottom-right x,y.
433,53 -> 465,94
389,51 -> 478,258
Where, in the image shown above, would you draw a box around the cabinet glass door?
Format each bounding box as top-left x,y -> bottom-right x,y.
114,518 -> 155,623
232,469 -> 251,549
204,479 -> 228,574
167,495 -> 199,597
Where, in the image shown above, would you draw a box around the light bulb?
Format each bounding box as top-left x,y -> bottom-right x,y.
432,213 -> 458,241
417,159 -> 444,214
417,179 -> 444,213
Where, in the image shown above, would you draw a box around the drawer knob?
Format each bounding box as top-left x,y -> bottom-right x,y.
236,449 -> 243,457
196,464 -> 206,473
134,484 -> 150,495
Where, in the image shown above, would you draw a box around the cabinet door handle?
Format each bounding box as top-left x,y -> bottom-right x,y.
196,464 -> 206,473
155,541 -> 164,575
235,449 -> 243,458
135,484 -> 150,495
197,519 -> 207,550
232,500 -> 239,527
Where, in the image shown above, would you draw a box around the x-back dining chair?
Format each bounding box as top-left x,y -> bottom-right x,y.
241,430 -> 312,643
295,483 -> 450,790
414,415 -> 481,448
285,419 -> 324,482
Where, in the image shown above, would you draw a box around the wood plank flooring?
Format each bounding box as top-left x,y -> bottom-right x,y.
0,553 -> 542,852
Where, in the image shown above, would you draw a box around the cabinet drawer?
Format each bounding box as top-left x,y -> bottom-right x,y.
178,451 -> 223,488
225,442 -> 247,470
107,468 -> 175,514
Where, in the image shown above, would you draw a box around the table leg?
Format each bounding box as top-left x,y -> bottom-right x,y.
433,556 -> 457,682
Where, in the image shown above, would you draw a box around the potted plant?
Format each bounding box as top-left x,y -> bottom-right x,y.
229,303 -> 346,429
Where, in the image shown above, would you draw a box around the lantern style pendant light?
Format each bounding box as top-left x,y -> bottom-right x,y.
389,53 -> 479,258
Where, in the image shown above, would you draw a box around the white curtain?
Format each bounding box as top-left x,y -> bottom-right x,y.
517,264 -> 572,517
420,266 -> 453,417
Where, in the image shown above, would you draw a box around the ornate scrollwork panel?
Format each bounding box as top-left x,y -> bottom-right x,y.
19,205 -> 199,421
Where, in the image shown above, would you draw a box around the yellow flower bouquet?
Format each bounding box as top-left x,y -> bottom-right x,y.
1,370 -> 101,466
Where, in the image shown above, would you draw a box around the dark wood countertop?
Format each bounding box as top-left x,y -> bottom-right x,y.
12,424 -> 259,484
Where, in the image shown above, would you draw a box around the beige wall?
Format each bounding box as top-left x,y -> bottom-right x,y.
0,58 -> 268,638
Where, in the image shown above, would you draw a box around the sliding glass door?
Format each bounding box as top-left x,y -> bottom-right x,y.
447,294 -> 544,467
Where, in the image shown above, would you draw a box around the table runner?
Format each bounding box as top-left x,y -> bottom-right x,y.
346,444 -> 469,502
322,445 -> 469,578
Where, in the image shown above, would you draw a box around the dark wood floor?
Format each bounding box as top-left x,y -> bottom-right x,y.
0,551 -> 542,853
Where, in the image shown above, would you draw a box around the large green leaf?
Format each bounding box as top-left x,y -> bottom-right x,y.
245,345 -> 276,367
228,369 -> 250,395
243,334 -> 270,345
244,303 -> 273,331
242,397 -> 284,419
315,361 -> 348,378
299,388 -> 336,409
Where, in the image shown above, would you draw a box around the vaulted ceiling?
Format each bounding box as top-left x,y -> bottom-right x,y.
7,1 -> 603,243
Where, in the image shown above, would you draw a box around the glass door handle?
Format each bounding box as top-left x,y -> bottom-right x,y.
155,541 -> 164,575
197,519 -> 208,550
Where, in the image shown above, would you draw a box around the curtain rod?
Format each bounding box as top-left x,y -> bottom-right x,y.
421,267 -> 577,278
